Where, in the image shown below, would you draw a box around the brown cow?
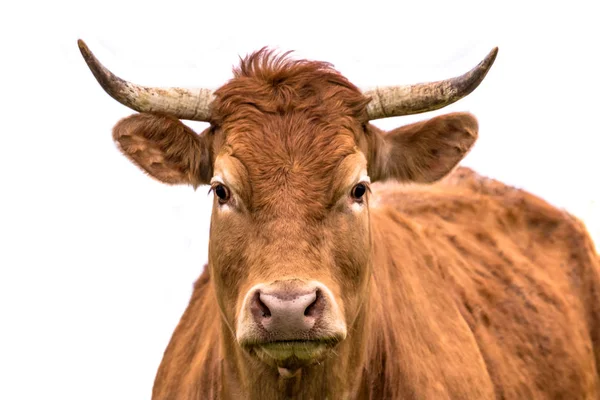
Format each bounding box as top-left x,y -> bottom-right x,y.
79,40 -> 600,399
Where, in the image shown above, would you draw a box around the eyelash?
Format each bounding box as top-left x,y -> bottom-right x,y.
209,183 -> 231,205
351,182 -> 371,203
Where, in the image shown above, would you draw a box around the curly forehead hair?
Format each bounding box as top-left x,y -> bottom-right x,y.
211,47 -> 371,124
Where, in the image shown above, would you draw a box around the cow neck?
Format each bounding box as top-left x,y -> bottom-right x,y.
362,209 -> 496,397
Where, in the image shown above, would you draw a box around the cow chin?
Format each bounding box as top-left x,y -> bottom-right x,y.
236,279 -> 347,370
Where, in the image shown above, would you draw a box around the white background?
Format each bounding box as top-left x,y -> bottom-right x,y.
1,1 -> 598,399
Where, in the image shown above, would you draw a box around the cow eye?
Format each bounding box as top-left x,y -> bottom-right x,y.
351,183 -> 368,202
211,183 -> 231,205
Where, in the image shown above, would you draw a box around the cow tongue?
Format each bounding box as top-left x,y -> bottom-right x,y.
278,366 -> 301,378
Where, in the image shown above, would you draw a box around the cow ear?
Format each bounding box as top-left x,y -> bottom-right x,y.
367,112 -> 478,183
112,113 -> 213,189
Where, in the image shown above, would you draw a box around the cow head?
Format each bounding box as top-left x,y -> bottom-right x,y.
79,41 -> 496,373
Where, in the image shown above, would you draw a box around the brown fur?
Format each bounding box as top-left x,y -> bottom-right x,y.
107,49 -> 600,399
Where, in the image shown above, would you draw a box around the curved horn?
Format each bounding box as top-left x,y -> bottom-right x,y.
77,39 -> 214,121
363,47 -> 498,120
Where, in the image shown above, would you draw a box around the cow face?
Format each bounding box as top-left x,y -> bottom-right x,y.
107,50 -> 479,372
209,121 -> 370,371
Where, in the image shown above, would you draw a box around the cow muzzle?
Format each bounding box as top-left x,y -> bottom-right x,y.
236,279 -> 347,369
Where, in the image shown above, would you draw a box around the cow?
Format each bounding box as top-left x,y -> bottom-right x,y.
78,39 -> 600,399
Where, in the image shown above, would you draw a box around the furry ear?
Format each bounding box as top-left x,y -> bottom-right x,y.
112,113 -> 213,188
367,112 -> 478,183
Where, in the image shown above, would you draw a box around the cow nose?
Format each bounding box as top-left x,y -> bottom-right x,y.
237,280 -> 347,348
251,288 -> 323,335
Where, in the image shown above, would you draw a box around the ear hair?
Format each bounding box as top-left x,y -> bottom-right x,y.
367,112 -> 478,183
112,113 -> 213,188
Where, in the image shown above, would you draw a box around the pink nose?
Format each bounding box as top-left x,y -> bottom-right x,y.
250,288 -> 324,337
237,280 -> 347,347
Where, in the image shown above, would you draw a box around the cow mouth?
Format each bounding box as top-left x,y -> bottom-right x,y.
248,339 -> 337,369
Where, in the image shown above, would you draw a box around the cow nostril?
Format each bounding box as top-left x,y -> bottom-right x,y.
304,289 -> 322,317
255,292 -> 271,318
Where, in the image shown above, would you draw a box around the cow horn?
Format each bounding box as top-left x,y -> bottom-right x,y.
363,47 -> 498,120
77,39 -> 214,122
